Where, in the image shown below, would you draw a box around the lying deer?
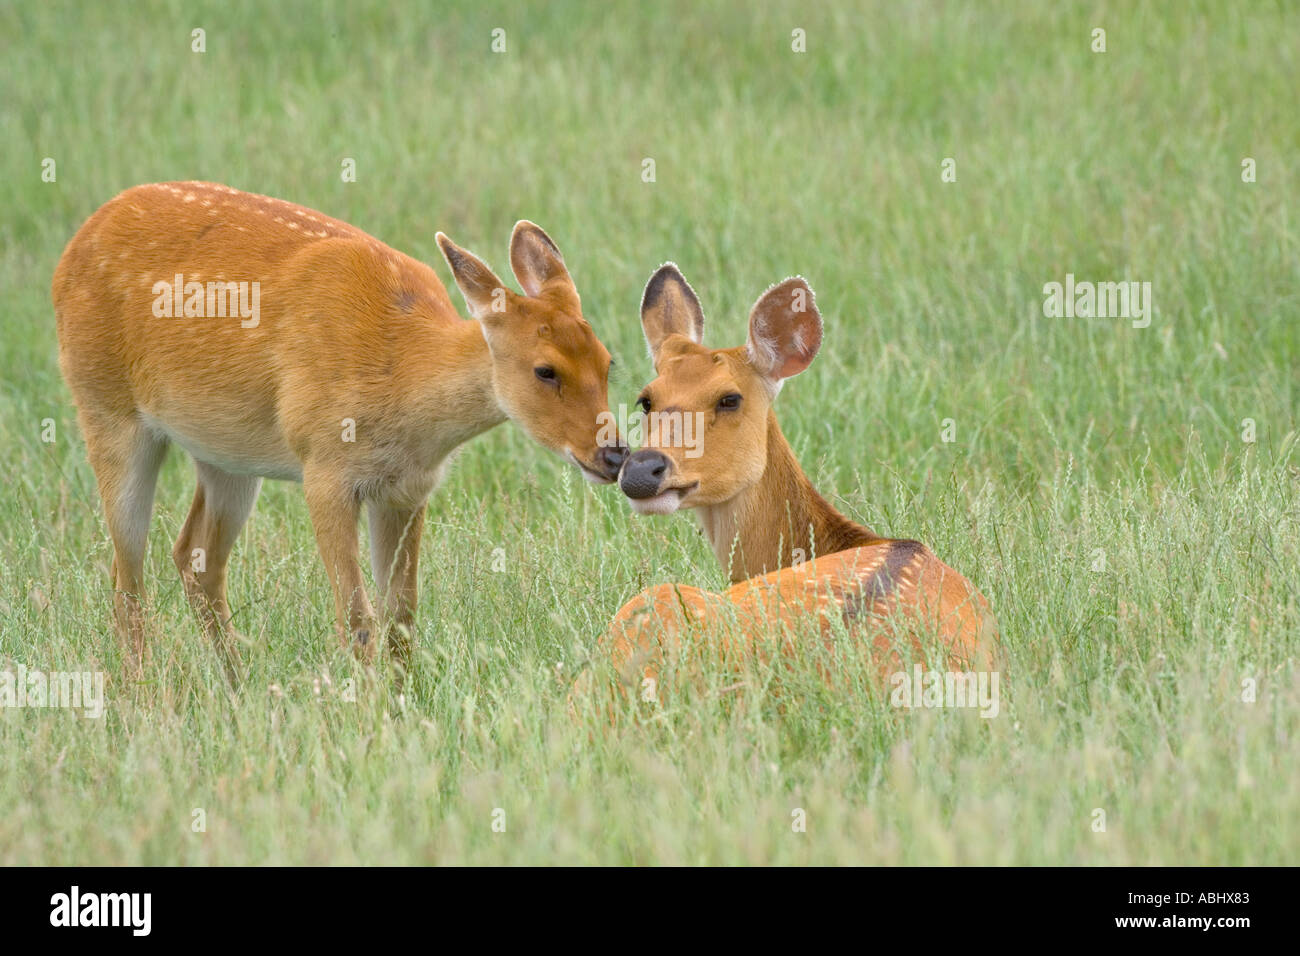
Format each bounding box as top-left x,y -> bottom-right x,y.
581,264 -> 998,708
53,181 -> 625,678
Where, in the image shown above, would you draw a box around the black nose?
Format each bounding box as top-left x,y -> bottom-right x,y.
597,443 -> 628,478
620,449 -> 669,499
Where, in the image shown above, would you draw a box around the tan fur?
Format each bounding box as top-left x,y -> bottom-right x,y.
585,547 -> 998,713
577,265 -> 999,712
53,181 -> 620,677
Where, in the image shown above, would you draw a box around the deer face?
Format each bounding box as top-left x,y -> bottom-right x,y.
620,264 -> 822,514
437,223 -> 626,482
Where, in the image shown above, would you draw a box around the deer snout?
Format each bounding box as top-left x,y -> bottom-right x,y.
620,449 -> 670,499
597,442 -> 629,480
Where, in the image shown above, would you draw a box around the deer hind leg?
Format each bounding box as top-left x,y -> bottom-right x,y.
600,583 -> 723,705
172,461 -> 261,682
82,414 -> 169,677
366,499 -> 426,669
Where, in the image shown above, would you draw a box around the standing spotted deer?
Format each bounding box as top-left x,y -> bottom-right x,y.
53,181 -> 625,678
580,264 -> 998,708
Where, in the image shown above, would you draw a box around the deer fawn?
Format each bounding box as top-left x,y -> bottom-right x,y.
581,264 -> 997,709
53,181 -> 625,679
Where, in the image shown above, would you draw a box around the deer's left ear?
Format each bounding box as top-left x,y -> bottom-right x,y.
746,276 -> 823,381
437,232 -> 512,320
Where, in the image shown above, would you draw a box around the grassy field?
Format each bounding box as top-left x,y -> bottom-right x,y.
1,0 -> 1297,864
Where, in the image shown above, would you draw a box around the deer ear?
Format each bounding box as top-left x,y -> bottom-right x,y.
509,220 -> 574,298
437,232 -> 511,320
746,276 -> 822,382
640,263 -> 705,363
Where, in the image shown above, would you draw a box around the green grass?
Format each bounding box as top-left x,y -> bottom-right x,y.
1,0 -> 1297,864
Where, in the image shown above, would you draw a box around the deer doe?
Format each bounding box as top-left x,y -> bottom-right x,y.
53,181 -> 625,680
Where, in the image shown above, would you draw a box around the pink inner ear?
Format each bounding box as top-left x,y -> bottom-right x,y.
771,312 -> 821,378
776,347 -> 813,379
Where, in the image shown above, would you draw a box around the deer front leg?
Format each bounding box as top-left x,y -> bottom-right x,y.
367,499 -> 425,668
304,470 -> 378,661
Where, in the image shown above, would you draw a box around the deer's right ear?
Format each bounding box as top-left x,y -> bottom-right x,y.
746,276 -> 823,383
640,263 -> 705,363
437,232 -> 512,320
509,221 -> 574,298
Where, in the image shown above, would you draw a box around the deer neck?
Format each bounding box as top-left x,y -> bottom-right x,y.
407,318 -> 508,451
695,412 -> 879,583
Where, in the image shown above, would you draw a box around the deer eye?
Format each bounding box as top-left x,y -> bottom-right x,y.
534,366 -> 557,383
636,395 -> 651,414
717,393 -> 742,411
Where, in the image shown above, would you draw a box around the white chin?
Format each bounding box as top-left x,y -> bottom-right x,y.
628,491 -> 683,515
